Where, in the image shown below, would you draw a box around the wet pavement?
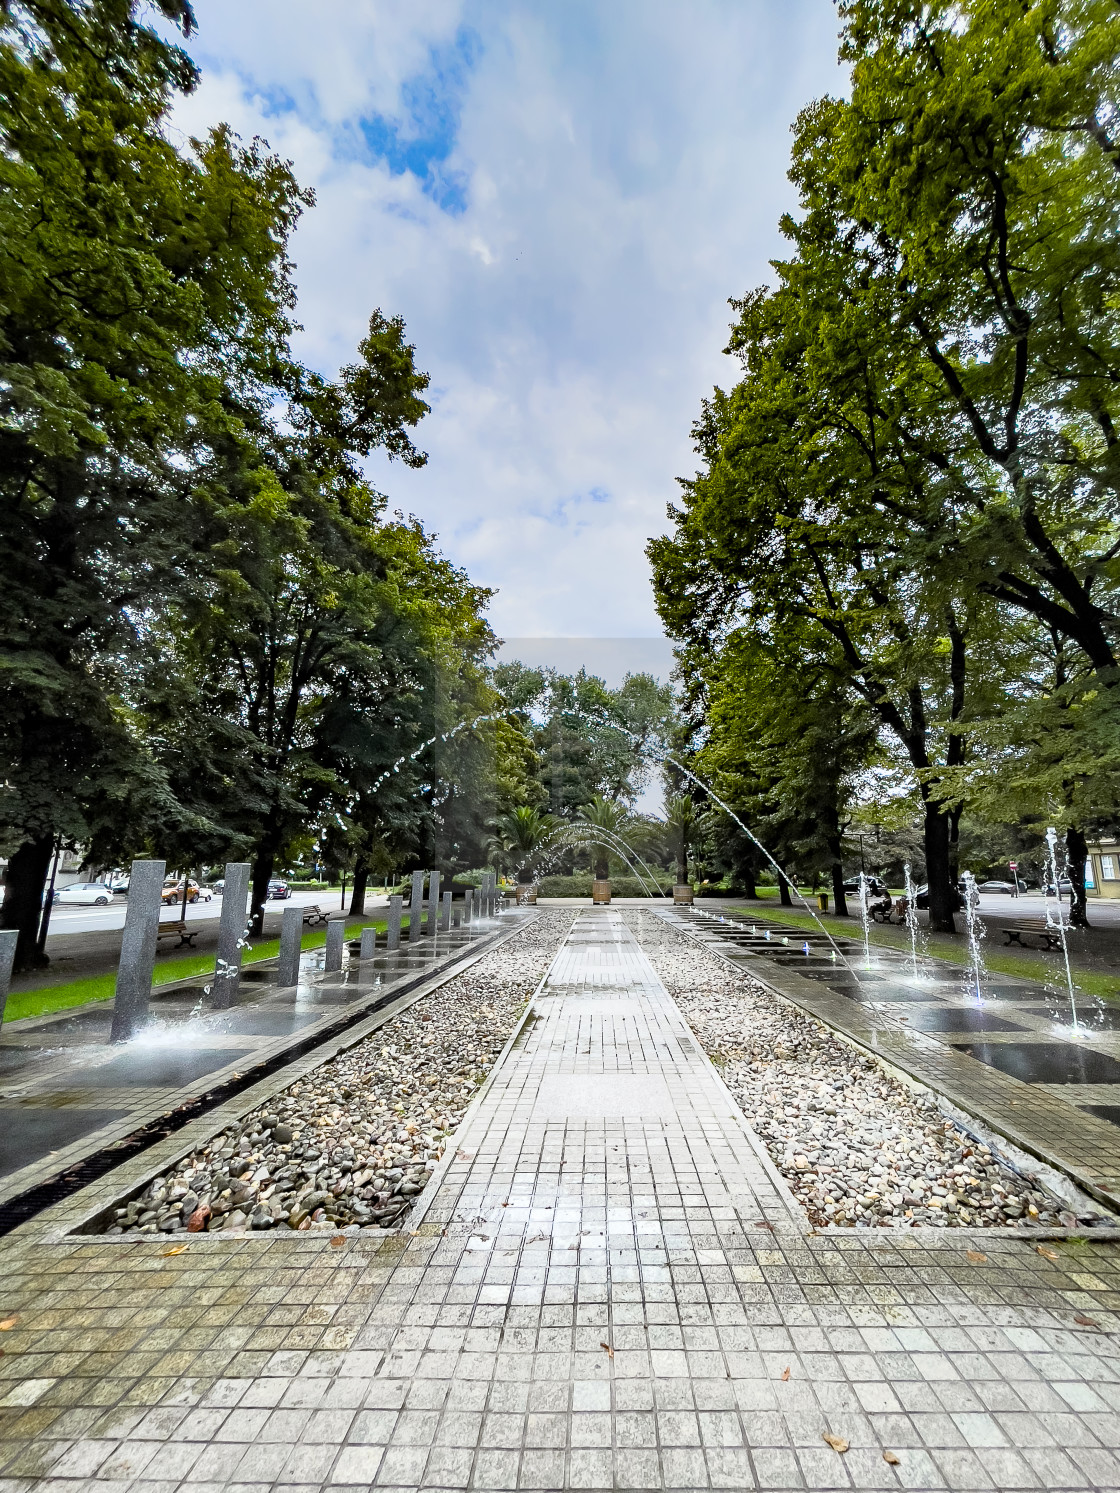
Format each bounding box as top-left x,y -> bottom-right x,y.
0,908 -> 1117,1491
0,916 -> 521,1204
665,907 -> 1120,1208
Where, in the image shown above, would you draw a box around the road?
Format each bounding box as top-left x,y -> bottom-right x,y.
946,889 -> 1120,928
43,885 -> 387,937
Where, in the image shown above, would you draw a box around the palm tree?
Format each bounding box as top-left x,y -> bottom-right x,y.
488,805 -> 556,884
578,795 -> 628,880
663,795 -> 697,886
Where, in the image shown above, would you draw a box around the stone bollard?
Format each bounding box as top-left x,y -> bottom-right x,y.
109,859 -> 166,1042
409,871 -> 425,941
0,929 -> 18,1027
278,904 -> 303,987
427,870 -> 441,935
359,926 -> 377,960
212,862 -> 251,1010
452,905 -> 461,929
441,889 -> 452,932
462,892 -> 472,927
325,918 -> 345,972
386,894 -> 402,951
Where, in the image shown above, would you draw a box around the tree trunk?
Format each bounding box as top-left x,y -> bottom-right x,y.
777,870 -> 793,907
676,844 -> 688,884
0,834 -> 55,972
250,844 -> 278,937
349,858 -> 369,917
593,850 -> 609,880
1066,824 -> 1091,928
831,861 -> 848,918
738,853 -> 758,899
923,799 -> 956,934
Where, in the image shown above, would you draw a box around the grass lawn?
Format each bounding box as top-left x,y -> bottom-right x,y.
3,914 -> 409,1024
723,901 -> 1120,1003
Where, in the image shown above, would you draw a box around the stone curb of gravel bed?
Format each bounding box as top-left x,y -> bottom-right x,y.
15,911 -> 549,1248
634,910 -> 1117,1238
99,911 -> 578,1243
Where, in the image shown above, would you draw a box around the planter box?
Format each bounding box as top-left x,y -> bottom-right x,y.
515,884 -> 537,904
592,879 -> 611,905
673,884 -> 694,904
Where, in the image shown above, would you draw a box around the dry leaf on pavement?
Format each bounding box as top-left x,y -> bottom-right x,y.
0,1317 -> 18,1331
330,1236 -> 346,1247
965,1250 -> 987,1263
781,1367 -> 790,1381
1074,1314 -> 1100,1328
160,1245 -> 189,1257
600,1341 -> 614,1359
822,1434 -> 849,1453
1036,1245 -> 1059,1262
883,1450 -> 900,1465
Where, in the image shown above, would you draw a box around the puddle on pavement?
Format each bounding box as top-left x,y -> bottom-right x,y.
0,1105 -> 133,1177
64,1047 -> 252,1088
953,1040 -> 1120,1086
882,1006 -> 1028,1033
1082,1104 -> 1120,1130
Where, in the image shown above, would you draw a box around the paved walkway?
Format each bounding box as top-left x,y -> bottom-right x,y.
0,908 -> 1119,1491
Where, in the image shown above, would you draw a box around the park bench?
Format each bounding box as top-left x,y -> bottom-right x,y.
301,904 -> 330,926
1002,918 -> 1066,951
156,920 -> 199,948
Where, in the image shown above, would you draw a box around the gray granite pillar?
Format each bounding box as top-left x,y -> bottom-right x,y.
462,892 -> 472,927
386,894 -> 402,951
427,870 -> 441,935
452,905 -> 461,930
441,889 -> 452,932
359,925 -> 377,960
212,861 -> 250,1010
325,918 -> 345,972
0,929 -> 18,1027
409,871 -> 425,941
278,904 -> 303,987
109,859 -> 165,1042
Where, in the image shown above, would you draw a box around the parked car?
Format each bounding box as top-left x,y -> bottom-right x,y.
842,876 -> 887,896
976,879 -> 1017,894
1043,876 -> 1073,896
54,881 -> 115,906
107,872 -> 130,894
213,879 -> 224,894
267,879 -> 291,899
913,883 -> 967,911
161,879 -> 211,904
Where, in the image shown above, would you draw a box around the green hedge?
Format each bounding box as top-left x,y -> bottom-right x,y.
536,874 -> 673,898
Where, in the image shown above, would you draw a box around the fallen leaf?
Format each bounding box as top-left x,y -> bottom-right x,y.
1074,1313 -> 1100,1328
883,1450 -> 900,1465
160,1245 -> 189,1257
823,1434 -> 849,1454
781,1367 -> 790,1381
965,1250 -> 988,1264
1036,1245 -> 1060,1262
330,1236 -> 345,1248
600,1341 -> 614,1359
0,1317 -> 18,1331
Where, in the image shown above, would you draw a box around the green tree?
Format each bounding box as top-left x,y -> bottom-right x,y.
0,0 -> 309,966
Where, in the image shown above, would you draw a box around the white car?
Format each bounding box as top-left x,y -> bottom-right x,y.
54,881 -> 116,906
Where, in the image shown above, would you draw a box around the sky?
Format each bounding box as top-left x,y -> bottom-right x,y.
171,0 -> 844,653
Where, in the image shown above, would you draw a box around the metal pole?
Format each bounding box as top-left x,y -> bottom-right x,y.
212,862 -> 251,1010
278,904 -> 303,986
386,894 -> 402,951
0,929 -> 18,1027
109,859 -> 165,1042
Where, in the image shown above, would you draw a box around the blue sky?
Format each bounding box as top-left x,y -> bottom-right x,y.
174,0 -> 844,643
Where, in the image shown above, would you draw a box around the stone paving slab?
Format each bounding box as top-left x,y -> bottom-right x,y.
0,909 -> 1118,1491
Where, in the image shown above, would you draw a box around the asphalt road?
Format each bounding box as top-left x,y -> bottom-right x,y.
42,886 -> 385,937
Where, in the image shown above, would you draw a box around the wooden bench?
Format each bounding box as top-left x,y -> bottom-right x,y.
156,921 -> 200,948
301,904 -> 329,926
1002,918 -> 1066,951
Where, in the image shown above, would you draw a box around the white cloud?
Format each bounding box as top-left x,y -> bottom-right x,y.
176,0 -> 845,638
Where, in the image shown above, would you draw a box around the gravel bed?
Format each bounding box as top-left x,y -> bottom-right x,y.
627,911 -> 1107,1230
107,910 -> 573,1237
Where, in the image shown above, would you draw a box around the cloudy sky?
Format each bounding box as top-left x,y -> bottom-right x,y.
173,0 -> 843,647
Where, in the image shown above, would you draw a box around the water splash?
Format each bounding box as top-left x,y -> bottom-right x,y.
960,871 -> 985,1005
858,872 -> 872,972
902,862 -> 921,976
1045,826 -> 1079,1033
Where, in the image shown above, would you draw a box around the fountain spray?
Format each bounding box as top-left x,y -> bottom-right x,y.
858,871 -> 872,971
960,871 -> 985,1005
903,862 -> 921,976
1045,826 -> 1080,1032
